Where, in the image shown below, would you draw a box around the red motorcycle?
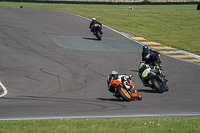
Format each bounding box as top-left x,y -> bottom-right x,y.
91,24 -> 102,40
110,78 -> 142,102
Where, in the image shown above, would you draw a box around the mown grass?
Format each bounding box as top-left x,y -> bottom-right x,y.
0,86 -> 2,94
1,2 -> 199,55
0,118 -> 200,133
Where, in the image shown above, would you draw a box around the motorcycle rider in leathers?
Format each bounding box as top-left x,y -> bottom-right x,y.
142,45 -> 162,68
139,62 -> 164,87
138,62 -> 153,87
121,76 -> 135,96
107,71 -> 135,98
89,17 -> 103,35
107,70 -> 119,93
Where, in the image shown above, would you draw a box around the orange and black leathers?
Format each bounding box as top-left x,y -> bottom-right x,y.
123,80 -> 131,90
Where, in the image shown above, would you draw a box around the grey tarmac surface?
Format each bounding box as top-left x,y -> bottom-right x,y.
0,7 -> 200,120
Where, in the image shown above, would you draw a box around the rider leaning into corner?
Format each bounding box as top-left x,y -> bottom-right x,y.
138,62 -> 154,87
89,17 -> 103,35
140,45 -> 168,88
107,71 -> 135,98
142,45 -> 162,68
138,61 -> 168,88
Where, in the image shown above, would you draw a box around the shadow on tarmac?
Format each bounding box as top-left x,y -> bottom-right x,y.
82,37 -> 99,41
97,98 -> 125,102
138,89 -> 157,93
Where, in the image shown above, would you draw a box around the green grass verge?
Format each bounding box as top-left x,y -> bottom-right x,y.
0,118 -> 200,132
1,2 -> 200,55
0,86 -> 2,94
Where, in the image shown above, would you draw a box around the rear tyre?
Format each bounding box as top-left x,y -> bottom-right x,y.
151,78 -> 164,93
117,86 -> 131,102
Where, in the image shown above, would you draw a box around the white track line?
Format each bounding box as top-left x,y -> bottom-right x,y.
0,81 -> 7,97
1,113 -> 200,120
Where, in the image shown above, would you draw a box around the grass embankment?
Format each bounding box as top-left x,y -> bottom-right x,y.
0,118 -> 200,132
0,86 -> 2,94
1,2 -> 199,55
0,2 -> 200,132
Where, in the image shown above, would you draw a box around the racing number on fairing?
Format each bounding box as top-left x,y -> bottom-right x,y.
121,88 -> 131,99
142,68 -> 151,77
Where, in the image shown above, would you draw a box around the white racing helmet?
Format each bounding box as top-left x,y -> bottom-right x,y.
111,70 -> 118,75
92,17 -> 96,21
111,70 -> 119,79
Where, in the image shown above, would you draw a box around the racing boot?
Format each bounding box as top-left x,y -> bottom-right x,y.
100,30 -> 103,34
113,92 -> 121,98
143,79 -> 152,87
144,83 -> 152,87
144,83 -> 153,89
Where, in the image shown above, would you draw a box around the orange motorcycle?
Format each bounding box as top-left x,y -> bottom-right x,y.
110,78 -> 142,102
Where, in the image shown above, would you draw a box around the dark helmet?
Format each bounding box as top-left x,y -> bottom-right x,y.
142,45 -> 150,61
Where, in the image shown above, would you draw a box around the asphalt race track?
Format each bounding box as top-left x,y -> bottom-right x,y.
0,7 -> 200,120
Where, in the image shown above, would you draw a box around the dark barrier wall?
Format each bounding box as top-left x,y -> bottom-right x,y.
197,4 -> 200,10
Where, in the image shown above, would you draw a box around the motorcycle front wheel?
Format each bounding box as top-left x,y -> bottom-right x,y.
117,86 -> 131,102
137,94 -> 142,100
96,31 -> 101,40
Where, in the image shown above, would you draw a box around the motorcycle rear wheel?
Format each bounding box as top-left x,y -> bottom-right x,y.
117,86 -> 131,102
151,78 -> 164,93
